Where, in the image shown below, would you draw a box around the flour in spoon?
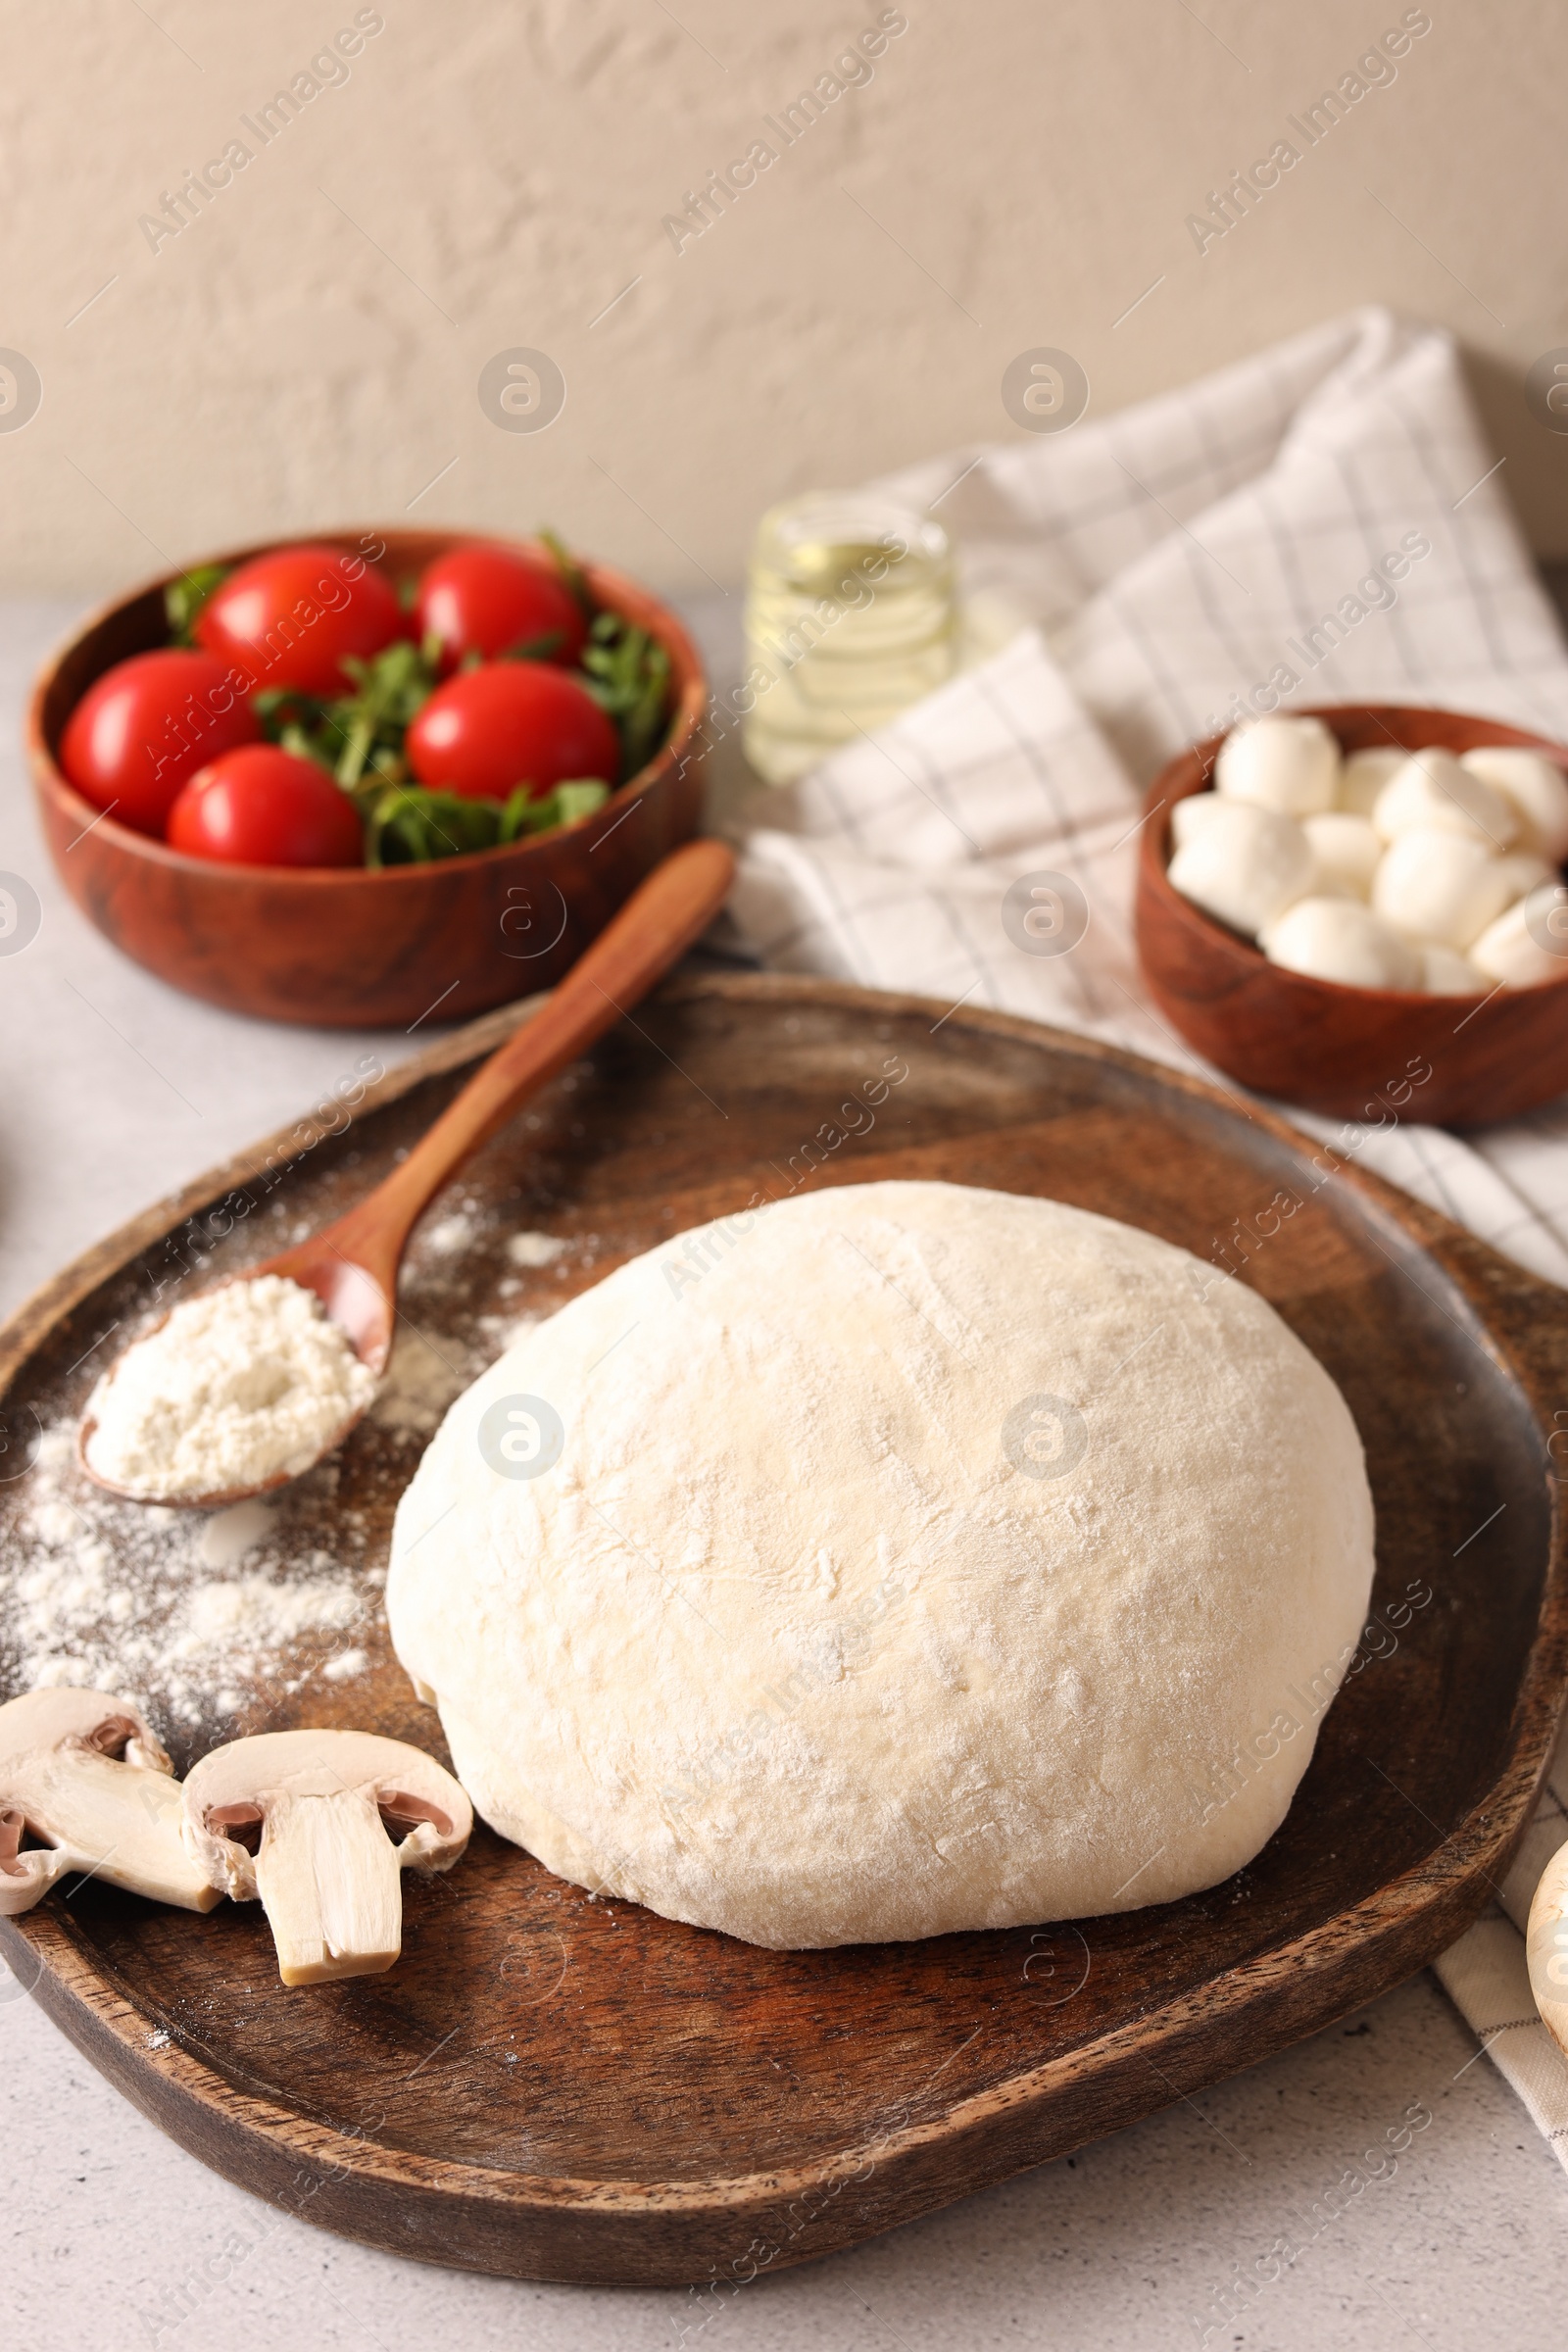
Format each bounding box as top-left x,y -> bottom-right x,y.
84,1276 -> 376,1500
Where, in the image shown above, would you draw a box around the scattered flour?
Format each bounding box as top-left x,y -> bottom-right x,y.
369,1329 -> 469,1437
83,1276 -> 376,1500
421,1212 -> 477,1258
370,1321 -> 536,1437
506,1231 -> 566,1267
1,1426 -> 370,1727
5,1246 -> 546,1734
477,1311 -> 538,1350
196,1499 -> 278,1569
29,1499 -> 81,1545
172,1574 -> 360,1654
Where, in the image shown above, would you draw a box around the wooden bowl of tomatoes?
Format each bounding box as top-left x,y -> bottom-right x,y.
28,529 -> 710,1027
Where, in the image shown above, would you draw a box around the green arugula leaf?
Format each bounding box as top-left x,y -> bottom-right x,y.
554,779 -> 612,824
580,610 -> 672,779
537,529 -> 592,613
362,778 -> 612,868
164,564 -> 230,646
499,629 -> 567,663
257,639 -> 440,791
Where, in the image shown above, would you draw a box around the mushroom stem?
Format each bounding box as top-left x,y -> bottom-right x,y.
182,1727 -> 472,1987
24,1745 -> 218,1910
254,1788 -> 404,1986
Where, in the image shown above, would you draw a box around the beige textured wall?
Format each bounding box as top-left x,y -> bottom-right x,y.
1,0 -> 1565,597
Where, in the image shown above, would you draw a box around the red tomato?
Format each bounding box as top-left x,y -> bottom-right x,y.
195,543 -> 403,698
167,746 -> 365,868
59,650 -> 261,835
415,543 -> 588,671
405,663 -> 619,801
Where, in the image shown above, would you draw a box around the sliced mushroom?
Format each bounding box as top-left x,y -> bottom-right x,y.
0,1688 -> 221,1918
181,1729 -> 471,1986
1527,1832 -> 1568,2059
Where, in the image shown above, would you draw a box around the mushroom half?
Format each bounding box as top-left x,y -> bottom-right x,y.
181,1728 -> 472,1985
0,1687 -> 221,1918
1528,1832 -> 1568,2059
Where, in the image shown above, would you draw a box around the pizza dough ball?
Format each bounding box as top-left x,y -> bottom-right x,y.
1372,748 -> 1517,849
1371,829 -> 1514,951
1167,801 -> 1313,937
1303,812 -> 1381,901
1260,897 -> 1421,990
1216,714 -> 1340,816
388,1181 -> 1376,1950
1339,747 -> 1406,818
1459,747 -> 1568,861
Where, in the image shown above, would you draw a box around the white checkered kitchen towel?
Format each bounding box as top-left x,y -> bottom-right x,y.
724,306 -> 1568,2162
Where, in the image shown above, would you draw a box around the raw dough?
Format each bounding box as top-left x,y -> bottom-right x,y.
387,1181 -> 1375,1948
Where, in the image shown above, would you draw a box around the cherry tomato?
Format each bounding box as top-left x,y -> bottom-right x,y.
59,649 -> 261,835
415,543 -> 588,672
167,745 -> 365,868
406,662 -> 620,801
195,543 -> 403,698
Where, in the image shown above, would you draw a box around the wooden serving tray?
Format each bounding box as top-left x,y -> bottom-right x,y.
1,975 -> 1565,2288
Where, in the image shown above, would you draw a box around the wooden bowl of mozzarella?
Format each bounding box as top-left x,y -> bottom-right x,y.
1134,705 -> 1568,1126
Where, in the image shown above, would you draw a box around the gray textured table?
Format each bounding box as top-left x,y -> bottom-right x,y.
2,594 -> 1562,2350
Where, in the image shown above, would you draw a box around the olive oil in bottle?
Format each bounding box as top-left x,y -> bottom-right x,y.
742,492 -> 956,783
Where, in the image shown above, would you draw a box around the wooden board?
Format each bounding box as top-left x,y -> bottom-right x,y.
1,974 -> 1565,2289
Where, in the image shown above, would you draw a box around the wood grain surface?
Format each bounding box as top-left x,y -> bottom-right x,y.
1135,702 -> 1568,1126
25,531 -> 708,1029
0,974 -> 1564,2287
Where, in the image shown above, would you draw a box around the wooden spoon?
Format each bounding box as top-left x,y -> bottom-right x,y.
78,839 -> 736,1508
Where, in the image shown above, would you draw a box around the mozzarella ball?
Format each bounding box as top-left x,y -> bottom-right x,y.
1167,801 -> 1313,939
1469,884 -> 1568,987
1493,849 -> 1554,905
1303,811 -> 1381,901
1419,943 -> 1486,997
1459,746 -> 1568,861
1259,898 -> 1422,991
1339,747 -> 1407,817
1215,714 -> 1340,817
1371,829 -> 1516,950
1372,747 -> 1517,848
1170,791 -> 1229,850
